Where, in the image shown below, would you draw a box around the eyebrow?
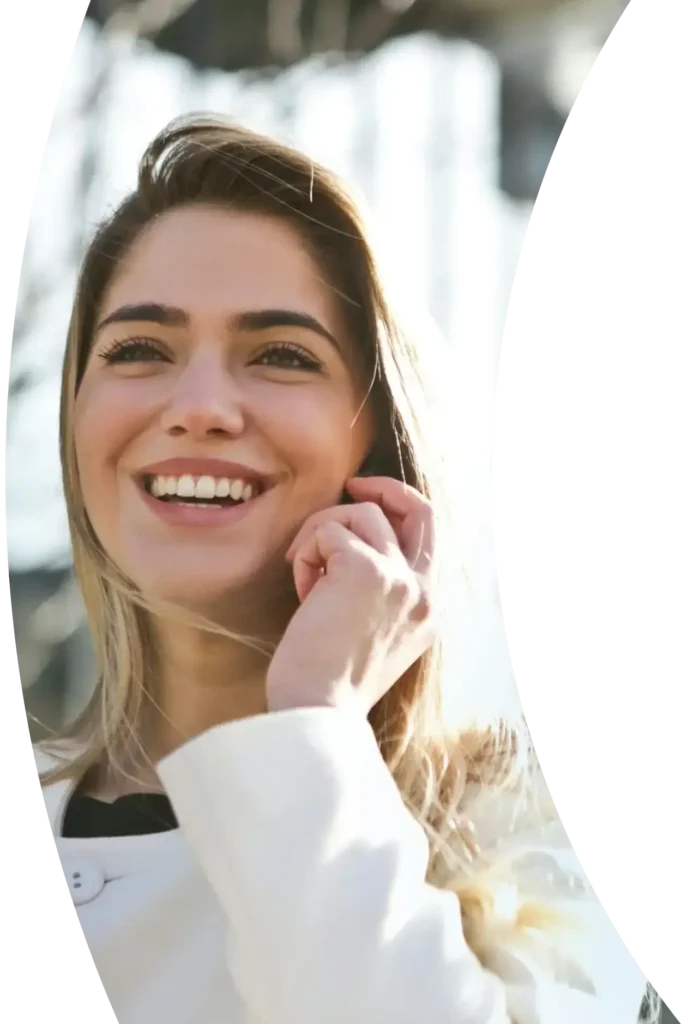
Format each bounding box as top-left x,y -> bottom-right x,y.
95,303 -> 340,351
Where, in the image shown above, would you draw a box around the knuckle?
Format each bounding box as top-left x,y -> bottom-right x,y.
312,514 -> 331,532
361,500 -> 384,517
413,587 -> 432,623
393,573 -> 431,620
391,573 -> 413,602
356,551 -> 384,583
316,521 -> 342,543
356,501 -> 387,527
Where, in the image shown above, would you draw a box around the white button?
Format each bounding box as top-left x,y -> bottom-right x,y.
63,858 -> 105,906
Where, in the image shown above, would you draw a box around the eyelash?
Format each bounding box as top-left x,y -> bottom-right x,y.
255,342 -> 322,371
99,338 -> 322,372
100,338 -> 166,364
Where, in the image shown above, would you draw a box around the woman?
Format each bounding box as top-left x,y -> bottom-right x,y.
36,115 -> 649,1023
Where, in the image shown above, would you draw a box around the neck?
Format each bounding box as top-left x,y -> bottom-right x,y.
147,624 -> 272,755
86,586 -> 297,800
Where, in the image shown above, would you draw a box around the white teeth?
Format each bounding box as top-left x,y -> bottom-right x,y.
194,475 -> 216,500
148,473 -> 260,502
175,475 -> 196,498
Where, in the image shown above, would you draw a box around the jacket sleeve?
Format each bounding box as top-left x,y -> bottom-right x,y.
157,707 -> 646,1024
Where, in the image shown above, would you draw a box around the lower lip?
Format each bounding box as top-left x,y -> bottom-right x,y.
139,486 -> 265,528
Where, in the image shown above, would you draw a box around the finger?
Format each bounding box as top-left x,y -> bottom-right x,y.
291,520 -> 372,601
292,543 -> 325,604
286,501 -> 399,562
345,477 -> 435,575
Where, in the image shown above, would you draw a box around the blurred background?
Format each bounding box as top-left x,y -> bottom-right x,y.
9,0 -> 625,728
10,2 -> 622,729
6,3 -> 670,1017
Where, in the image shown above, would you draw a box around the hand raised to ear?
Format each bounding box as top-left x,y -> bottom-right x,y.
267,478 -> 435,716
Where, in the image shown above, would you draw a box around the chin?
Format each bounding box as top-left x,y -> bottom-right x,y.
132,556 -> 297,625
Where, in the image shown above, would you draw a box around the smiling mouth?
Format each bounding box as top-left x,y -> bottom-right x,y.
143,473 -> 264,508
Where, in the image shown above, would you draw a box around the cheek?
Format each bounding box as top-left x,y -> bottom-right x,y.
73,379 -> 153,533
260,386 -> 371,495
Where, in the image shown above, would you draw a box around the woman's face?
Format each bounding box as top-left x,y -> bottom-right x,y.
74,204 -> 375,610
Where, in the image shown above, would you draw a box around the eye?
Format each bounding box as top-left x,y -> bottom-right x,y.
253,342 -> 322,372
99,337 -> 170,365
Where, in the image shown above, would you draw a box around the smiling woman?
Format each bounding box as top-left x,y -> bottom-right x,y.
74,202 -> 373,610
36,115 -> 650,1024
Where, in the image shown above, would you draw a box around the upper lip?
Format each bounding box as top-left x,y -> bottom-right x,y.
136,458 -> 277,490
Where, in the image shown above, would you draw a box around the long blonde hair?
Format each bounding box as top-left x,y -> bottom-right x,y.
42,115 -> 645,1003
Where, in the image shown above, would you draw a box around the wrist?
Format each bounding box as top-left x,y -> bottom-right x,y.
266,680 -> 368,717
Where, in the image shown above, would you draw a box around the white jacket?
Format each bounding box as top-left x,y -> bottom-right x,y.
38,707 -> 647,1024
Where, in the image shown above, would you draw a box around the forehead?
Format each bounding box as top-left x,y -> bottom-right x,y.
100,204 -> 339,326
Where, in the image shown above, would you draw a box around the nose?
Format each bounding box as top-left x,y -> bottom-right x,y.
160,354 -> 245,441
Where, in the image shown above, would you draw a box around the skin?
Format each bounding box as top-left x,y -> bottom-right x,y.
73,204 -> 433,796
